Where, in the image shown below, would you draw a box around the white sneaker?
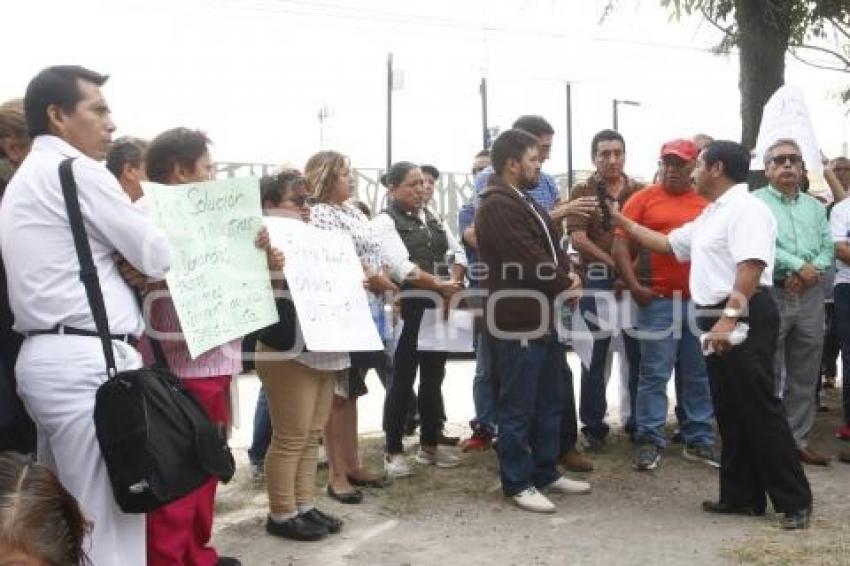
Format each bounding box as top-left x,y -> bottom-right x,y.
384,454 -> 412,478
512,487 -> 556,513
415,448 -> 461,468
544,476 -> 592,495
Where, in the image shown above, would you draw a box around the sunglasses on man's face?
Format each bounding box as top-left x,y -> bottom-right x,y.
771,154 -> 802,167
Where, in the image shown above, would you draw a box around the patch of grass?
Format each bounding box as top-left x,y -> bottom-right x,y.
357,435 -> 502,516
723,521 -> 850,566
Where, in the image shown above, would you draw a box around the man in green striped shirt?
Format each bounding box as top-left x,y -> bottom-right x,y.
754,138 -> 833,467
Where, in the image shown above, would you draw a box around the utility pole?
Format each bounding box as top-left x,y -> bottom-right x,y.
317,104 -> 331,149
480,77 -> 489,150
566,82 -> 574,188
386,52 -> 393,172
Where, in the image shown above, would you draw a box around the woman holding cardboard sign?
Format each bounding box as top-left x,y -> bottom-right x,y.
254,170 -> 346,542
306,151 -> 397,503
136,128 -> 272,566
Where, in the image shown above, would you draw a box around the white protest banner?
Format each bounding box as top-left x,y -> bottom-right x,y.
265,217 -> 382,352
417,309 -> 475,352
751,85 -> 822,175
145,178 -> 278,359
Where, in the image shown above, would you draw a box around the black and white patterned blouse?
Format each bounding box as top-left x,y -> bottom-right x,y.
310,202 -> 383,272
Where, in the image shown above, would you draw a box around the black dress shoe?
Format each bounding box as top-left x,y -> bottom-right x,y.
437,431 -> 460,446
326,485 -> 363,504
217,558 -> 242,566
782,507 -> 812,530
300,508 -> 343,534
701,500 -> 765,516
265,516 -> 327,541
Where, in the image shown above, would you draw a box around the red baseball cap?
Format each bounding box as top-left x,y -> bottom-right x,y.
660,139 -> 699,161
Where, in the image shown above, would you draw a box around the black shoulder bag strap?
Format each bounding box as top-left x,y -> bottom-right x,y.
58,158 -> 119,378
133,289 -> 171,371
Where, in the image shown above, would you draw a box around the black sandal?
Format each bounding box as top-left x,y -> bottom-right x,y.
347,474 -> 390,488
326,485 -> 363,504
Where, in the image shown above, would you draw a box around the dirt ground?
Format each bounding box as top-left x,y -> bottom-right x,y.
213,381 -> 850,566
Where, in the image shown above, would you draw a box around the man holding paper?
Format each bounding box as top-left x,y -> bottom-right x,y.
611,140 -> 812,530
372,161 -> 466,478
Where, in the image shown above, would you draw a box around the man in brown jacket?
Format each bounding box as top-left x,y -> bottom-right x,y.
475,129 -> 590,513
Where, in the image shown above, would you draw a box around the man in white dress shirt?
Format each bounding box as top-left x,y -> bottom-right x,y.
611,140 -> 812,530
0,66 -> 171,564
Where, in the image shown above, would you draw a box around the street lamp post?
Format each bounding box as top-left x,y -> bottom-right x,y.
612,99 -> 641,131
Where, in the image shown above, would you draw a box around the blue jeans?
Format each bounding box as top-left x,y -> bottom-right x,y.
248,387 -> 271,466
492,335 -> 564,496
470,330 -> 496,436
634,298 -> 714,449
578,273 -> 641,440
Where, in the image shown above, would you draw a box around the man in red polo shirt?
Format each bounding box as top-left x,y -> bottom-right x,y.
612,139 -> 717,471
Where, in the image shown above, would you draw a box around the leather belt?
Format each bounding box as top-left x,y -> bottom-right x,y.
26,325 -> 137,346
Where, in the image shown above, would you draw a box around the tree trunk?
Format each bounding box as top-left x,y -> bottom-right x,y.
735,0 -> 792,150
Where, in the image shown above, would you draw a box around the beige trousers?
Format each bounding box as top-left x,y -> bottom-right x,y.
255,343 -> 334,515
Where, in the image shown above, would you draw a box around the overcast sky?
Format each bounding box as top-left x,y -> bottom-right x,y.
3,0 -> 848,179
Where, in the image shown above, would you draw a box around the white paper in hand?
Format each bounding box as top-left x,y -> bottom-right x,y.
417,309 -> 475,352
700,322 -> 749,355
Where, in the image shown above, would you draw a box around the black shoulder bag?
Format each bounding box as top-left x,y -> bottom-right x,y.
58,158 -> 234,514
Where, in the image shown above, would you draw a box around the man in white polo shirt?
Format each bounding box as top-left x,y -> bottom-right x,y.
611,140 -> 812,530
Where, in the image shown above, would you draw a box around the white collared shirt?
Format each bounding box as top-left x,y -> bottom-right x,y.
668,183 -> 776,305
371,207 -> 467,283
830,197 -> 850,286
0,135 -> 171,335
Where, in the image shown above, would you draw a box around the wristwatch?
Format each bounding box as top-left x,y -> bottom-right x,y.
722,307 -> 741,319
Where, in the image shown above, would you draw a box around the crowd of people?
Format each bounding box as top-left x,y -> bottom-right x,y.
1,64 -> 849,565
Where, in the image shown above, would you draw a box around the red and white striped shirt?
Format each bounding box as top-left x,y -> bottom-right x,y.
138,291 -> 242,378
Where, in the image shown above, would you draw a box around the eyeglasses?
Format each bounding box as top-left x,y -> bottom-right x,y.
770,154 -> 802,167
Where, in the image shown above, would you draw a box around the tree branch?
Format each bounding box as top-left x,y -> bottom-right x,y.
789,49 -> 850,73
828,18 -> 850,41
700,6 -> 737,39
788,42 -> 850,69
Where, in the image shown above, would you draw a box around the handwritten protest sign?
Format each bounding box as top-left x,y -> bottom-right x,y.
265,217 -> 382,352
752,85 -> 822,175
145,178 -> 278,358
